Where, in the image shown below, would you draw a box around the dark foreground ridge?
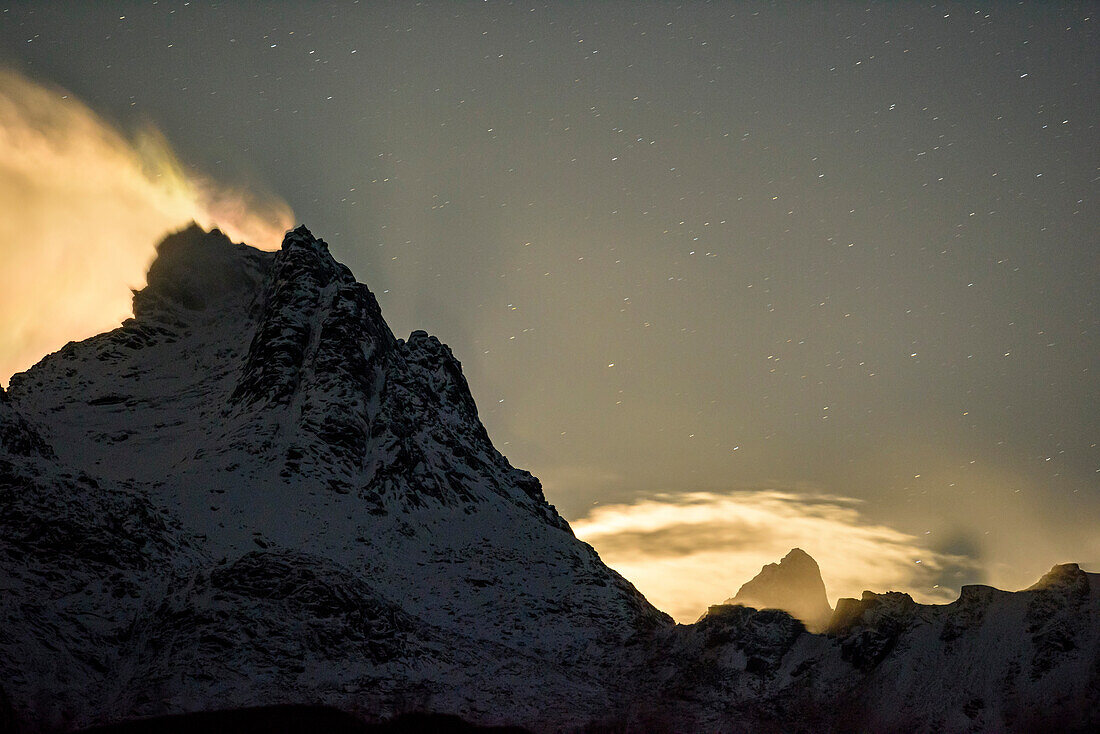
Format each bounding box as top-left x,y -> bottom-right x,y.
73,706 -> 531,734
1,224 -> 1097,734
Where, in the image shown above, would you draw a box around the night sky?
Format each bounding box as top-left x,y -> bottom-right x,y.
1,2 -> 1096,620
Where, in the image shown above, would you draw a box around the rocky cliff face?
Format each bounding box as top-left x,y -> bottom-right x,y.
1,225 -> 1096,734
626,562 -> 1098,734
1,225 -> 664,732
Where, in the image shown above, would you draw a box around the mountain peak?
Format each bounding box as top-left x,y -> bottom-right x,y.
1028,562 -> 1088,593
270,223 -> 356,290
782,547 -> 815,564
6,224 -> 1096,733
227,226 -> 391,411
282,224 -> 327,253
133,223 -> 267,322
725,548 -> 833,631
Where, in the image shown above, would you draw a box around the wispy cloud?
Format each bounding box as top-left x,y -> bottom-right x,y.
572,490 -> 973,623
0,68 -> 294,383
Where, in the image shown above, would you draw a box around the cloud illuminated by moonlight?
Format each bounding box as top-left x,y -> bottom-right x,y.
572,490 -> 973,623
0,68 -> 294,384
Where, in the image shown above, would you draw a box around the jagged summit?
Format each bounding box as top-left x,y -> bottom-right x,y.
284,223 -> 329,251
2,224 -> 670,730
1,225 -> 1097,733
723,547 -> 833,631
227,223 -> 390,412
287,222 -> 318,240
135,223 -> 345,322
276,223 -> 357,282
12,224 -> 570,526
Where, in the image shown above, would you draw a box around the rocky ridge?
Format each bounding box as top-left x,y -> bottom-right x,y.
1,224 -> 1097,734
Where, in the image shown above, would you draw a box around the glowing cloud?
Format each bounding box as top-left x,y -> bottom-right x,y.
0,68 -> 294,383
571,490 -> 973,623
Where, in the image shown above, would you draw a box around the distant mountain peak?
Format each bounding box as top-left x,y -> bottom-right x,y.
723,547 -> 833,631
3,224 -> 1097,734
781,547 -> 814,564
1028,562 -> 1089,593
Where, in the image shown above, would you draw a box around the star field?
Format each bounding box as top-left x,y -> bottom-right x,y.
1,1 -> 1096,593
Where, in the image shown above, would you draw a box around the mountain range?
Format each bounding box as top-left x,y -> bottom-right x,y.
1,225 -> 1096,733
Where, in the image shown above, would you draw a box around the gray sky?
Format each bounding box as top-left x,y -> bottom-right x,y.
1,1 -> 1096,616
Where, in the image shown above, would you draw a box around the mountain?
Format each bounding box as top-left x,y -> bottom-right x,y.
1,225 -> 666,732
1,224 -> 1097,734
721,548 -> 833,632
653,562 -> 1099,733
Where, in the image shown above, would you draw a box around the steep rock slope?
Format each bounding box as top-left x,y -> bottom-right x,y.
641,563 -> 1099,733
2,224 -> 1097,734
3,225 -> 665,732
0,386 -> 195,731
820,564 -> 1100,733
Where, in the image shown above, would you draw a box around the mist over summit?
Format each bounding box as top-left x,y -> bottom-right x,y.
722,548 -> 833,632
0,225 -> 1096,733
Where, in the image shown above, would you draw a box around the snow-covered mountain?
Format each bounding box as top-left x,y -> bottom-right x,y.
1,225 -> 1097,733
721,548 -> 833,632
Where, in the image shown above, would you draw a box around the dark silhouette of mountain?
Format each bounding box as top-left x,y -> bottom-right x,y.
721,548 -> 833,631
1,224 -> 1096,734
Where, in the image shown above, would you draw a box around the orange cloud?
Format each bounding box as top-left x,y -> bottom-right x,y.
0,68 -> 293,384
571,490 -> 973,623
